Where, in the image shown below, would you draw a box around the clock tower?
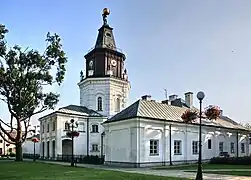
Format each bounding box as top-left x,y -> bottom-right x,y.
78,8 -> 130,118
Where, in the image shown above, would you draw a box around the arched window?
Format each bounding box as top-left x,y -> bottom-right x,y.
116,98 -> 120,112
97,97 -> 102,111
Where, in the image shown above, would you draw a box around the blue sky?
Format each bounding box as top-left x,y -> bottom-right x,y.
1,0 -> 251,125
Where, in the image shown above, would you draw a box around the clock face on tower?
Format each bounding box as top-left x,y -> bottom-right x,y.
111,59 -> 117,67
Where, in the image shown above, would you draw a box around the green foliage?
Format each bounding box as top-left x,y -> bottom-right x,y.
0,24 -> 67,146
210,156 -> 251,165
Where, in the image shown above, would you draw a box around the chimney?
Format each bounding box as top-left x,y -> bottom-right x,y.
169,94 -> 178,101
141,95 -> 151,101
220,110 -> 223,116
185,92 -> 193,108
162,100 -> 170,105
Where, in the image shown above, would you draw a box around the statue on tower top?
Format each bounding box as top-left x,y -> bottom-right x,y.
102,8 -> 110,25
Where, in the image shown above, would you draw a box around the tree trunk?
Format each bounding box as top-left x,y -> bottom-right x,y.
15,142 -> 23,161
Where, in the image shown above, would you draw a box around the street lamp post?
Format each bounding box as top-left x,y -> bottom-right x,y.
196,91 -> 205,180
32,137 -> 39,161
67,119 -> 79,167
31,125 -> 40,162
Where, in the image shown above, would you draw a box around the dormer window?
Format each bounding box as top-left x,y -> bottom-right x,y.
97,97 -> 102,111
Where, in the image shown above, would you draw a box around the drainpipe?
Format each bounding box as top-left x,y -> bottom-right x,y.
100,133 -> 104,157
163,121 -> 166,166
86,118 -> 89,156
236,131 -> 239,158
169,124 -> 173,166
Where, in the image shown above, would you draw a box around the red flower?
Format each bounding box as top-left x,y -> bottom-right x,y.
32,137 -> 39,143
66,131 -> 79,138
181,110 -> 198,123
204,105 -> 221,120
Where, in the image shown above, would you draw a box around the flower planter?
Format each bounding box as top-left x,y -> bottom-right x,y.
181,110 -> 198,123
66,131 -> 80,138
205,105 -> 221,120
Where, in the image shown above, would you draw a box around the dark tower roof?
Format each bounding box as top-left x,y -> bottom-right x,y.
94,8 -> 117,51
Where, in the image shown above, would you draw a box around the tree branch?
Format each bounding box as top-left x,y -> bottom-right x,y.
0,121 -> 15,142
22,119 -> 31,142
0,129 -> 15,144
21,105 -> 47,121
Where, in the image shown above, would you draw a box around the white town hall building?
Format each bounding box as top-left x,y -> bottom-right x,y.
37,8 -> 250,167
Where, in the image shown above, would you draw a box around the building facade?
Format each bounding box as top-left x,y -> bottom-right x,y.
39,105 -> 106,159
78,9 -> 130,119
103,93 -> 250,167
0,132 -> 16,156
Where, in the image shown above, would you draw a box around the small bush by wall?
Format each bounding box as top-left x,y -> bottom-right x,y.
23,153 -> 105,165
210,156 -> 251,165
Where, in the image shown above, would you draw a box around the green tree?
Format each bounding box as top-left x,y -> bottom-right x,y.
0,24 -> 67,161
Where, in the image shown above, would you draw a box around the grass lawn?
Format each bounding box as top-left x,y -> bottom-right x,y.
0,161 -> 190,180
186,171 -> 251,177
154,163 -> 251,170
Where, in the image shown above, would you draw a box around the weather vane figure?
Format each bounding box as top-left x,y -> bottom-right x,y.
102,8 -> 110,25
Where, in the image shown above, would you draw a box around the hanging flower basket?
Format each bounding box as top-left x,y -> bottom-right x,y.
32,137 -> 39,143
66,131 -> 80,138
181,109 -> 198,123
204,105 -> 221,120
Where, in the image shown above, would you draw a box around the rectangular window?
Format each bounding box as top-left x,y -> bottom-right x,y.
47,123 -> 49,132
42,125 -> 44,133
149,140 -> 159,156
174,140 -> 182,155
0,148 -> 2,155
219,142 -> 223,153
208,139 -> 212,149
0,140 -> 3,143
78,123 -> 85,132
241,143 -> 245,153
192,141 -> 199,154
92,144 -> 99,152
64,123 -> 69,131
91,125 -> 99,133
52,121 -> 55,131
230,142 -> 235,153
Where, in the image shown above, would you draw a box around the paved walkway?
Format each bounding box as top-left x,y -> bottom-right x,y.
26,160 -> 251,180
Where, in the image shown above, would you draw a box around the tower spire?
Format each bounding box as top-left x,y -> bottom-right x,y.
94,8 -> 116,50
102,8 -> 110,26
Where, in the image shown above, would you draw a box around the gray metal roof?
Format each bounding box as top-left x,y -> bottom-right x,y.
39,105 -> 103,120
107,100 -> 247,131
57,105 -> 103,117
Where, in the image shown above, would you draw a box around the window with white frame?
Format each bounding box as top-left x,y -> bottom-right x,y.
219,142 -> 223,152
208,139 -> 212,149
64,122 -> 70,131
92,144 -> 99,152
192,141 -> 199,154
230,142 -> 235,153
149,140 -> 159,156
91,124 -> 99,133
78,122 -> 85,132
174,140 -> 182,155
52,121 -> 56,131
241,143 -> 245,153
97,97 -> 102,111
115,98 -> 120,112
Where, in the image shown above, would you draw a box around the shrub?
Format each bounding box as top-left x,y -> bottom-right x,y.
9,152 -> 16,157
210,156 -> 251,165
